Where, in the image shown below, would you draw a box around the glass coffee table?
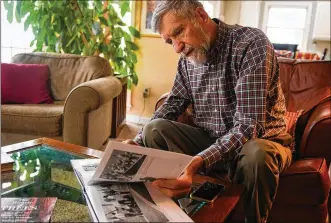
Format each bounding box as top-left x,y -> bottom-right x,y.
1,138 -> 244,222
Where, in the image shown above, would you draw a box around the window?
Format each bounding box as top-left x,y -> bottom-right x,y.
1,2 -> 34,63
262,1 -> 312,51
199,1 -> 222,19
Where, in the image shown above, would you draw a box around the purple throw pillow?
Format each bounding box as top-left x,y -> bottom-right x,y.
1,63 -> 53,104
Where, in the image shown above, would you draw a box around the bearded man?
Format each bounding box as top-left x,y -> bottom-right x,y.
124,1 -> 292,222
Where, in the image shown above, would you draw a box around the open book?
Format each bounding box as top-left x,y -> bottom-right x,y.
71,141 -> 194,222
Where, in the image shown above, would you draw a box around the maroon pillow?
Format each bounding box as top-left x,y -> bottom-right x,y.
1,63 -> 53,104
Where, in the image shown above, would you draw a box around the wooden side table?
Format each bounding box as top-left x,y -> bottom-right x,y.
191,175 -> 245,223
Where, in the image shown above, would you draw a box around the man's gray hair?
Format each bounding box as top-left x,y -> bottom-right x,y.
151,0 -> 204,33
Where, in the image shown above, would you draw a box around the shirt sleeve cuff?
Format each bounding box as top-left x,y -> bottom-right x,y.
133,133 -> 144,146
197,145 -> 222,173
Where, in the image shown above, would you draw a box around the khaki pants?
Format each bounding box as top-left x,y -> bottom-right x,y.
141,118 -> 292,223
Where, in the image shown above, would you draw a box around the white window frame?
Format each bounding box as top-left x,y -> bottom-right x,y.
1,2 -> 34,62
262,1 -> 312,51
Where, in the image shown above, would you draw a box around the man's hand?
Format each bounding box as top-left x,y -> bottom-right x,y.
152,156 -> 204,198
122,139 -> 139,146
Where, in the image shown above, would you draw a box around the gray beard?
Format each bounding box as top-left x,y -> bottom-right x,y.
181,41 -> 210,65
182,23 -> 211,65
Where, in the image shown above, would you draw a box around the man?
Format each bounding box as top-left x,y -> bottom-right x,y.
124,1 -> 292,222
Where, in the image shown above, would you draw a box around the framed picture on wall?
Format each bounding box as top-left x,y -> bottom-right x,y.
134,1 -> 223,38
135,0 -> 160,38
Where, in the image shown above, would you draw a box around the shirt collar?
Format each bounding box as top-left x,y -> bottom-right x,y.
206,19 -> 229,63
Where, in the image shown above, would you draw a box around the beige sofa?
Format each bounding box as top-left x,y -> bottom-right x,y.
1,52 -> 122,150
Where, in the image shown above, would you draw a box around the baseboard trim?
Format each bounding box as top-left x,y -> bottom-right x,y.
126,115 -> 151,125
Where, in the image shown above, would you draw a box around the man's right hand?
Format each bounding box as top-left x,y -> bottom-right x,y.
122,139 -> 139,146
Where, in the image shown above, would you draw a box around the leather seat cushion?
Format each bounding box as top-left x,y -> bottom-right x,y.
276,158 -> 329,205
1,104 -> 63,136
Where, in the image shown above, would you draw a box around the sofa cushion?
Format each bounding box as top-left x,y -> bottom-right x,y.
276,158 -> 329,205
1,63 -> 53,104
11,53 -> 113,101
1,104 -> 64,136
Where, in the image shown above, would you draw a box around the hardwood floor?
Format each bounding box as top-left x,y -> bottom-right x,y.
111,121 -> 143,142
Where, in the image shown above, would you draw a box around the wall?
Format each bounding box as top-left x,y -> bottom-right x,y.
239,1 -> 261,28
128,37 -> 179,119
224,1 -> 241,25
312,41 -> 331,60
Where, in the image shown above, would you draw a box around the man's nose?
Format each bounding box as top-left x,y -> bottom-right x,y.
173,40 -> 184,54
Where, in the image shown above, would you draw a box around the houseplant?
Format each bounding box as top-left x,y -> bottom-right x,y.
3,0 -> 140,87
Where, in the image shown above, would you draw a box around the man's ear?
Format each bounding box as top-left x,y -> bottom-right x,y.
195,7 -> 209,23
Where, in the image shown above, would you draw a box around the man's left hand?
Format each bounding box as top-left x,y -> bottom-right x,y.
152,156 -> 204,198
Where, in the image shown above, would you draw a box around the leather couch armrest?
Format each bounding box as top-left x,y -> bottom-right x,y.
299,99 -> 331,163
63,76 -> 122,146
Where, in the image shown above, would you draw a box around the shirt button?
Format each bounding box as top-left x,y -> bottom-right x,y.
212,88 -> 215,91
214,109 -> 218,112
216,131 -> 219,134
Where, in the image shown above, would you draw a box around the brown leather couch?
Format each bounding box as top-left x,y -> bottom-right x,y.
155,58 -> 331,223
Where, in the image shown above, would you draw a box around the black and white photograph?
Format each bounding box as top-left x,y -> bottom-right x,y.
100,150 -> 147,181
97,184 -> 147,222
130,183 -> 169,222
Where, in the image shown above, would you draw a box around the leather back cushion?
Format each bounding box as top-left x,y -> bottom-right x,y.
12,53 -> 113,101
278,59 -> 331,112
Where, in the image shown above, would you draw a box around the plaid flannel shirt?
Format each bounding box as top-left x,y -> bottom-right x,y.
134,20 -> 287,173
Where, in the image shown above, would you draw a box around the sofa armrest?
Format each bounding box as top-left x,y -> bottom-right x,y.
63,76 -> 122,147
299,99 -> 331,163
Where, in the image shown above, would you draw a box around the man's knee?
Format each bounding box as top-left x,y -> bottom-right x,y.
142,118 -> 171,144
239,138 -> 274,168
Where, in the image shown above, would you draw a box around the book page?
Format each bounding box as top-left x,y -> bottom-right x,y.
85,183 -> 193,222
71,159 -> 100,186
71,159 -> 193,222
90,141 -> 193,184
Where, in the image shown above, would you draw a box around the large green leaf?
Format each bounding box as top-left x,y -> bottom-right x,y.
24,15 -> 32,31
6,1 -> 14,23
48,35 -> 57,46
99,17 -> 108,26
3,1 -> 10,10
120,1 -> 130,17
15,1 -> 22,22
40,15 -> 49,27
131,73 -> 138,85
129,53 -> 137,63
126,41 -> 139,51
20,2 -> 34,17
15,7 -> 21,23
29,39 -> 35,47
128,26 -> 140,38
